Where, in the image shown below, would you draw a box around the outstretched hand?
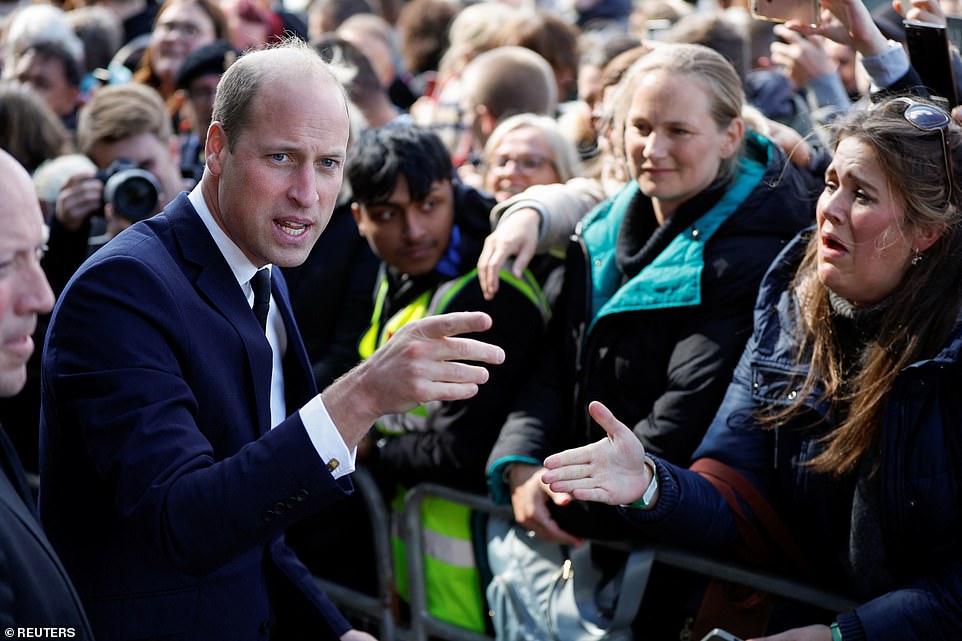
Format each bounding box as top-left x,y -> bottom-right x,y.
541,401 -> 650,506
477,208 -> 541,300
323,311 -> 504,447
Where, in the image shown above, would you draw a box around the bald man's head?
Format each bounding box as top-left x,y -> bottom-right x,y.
460,46 -> 558,123
0,150 -> 55,397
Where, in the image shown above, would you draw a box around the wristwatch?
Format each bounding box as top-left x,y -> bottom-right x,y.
626,456 -> 659,509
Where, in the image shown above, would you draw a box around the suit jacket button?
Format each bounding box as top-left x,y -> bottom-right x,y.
295,488 -> 309,501
262,509 -> 276,523
274,501 -> 287,514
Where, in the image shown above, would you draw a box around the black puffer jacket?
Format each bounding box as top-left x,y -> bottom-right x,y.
487,132 -> 817,529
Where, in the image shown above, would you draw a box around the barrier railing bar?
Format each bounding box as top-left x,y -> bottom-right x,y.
403,482 -> 859,641
311,466 -> 401,641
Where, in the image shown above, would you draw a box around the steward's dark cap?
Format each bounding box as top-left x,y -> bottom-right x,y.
175,40 -> 239,90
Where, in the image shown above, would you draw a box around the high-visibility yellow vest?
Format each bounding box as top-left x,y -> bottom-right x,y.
358,267 -> 548,631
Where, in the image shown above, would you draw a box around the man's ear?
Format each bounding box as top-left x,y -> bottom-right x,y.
476,104 -> 497,140
167,135 -> 180,166
205,122 -> 227,175
351,202 -> 368,238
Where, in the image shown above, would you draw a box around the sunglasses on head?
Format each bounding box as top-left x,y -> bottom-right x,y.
891,97 -> 955,205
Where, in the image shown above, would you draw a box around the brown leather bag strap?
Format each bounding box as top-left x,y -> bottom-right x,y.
691,457 -> 810,575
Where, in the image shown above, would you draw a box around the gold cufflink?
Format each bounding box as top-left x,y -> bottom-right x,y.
327,458 -> 340,473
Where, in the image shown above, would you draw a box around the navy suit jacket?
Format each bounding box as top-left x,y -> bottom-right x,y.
0,426 -> 92,637
39,194 -> 353,641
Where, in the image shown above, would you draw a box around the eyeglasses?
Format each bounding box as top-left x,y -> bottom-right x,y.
488,154 -> 552,174
155,19 -> 205,38
894,97 -> 955,205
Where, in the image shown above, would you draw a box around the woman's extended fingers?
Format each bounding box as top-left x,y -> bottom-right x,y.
477,234 -> 513,300
811,0 -> 889,55
541,401 -> 649,505
477,208 -> 541,300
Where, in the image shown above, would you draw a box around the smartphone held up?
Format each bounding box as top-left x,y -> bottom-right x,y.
904,19 -> 960,108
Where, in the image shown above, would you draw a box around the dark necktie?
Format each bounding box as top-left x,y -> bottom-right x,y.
251,268 -> 271,331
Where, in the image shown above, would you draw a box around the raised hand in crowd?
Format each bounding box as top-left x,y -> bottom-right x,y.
895,0 -> 947,25
770,25 -> 837,88
477,208 -> 541,300
793,0 -> 890,56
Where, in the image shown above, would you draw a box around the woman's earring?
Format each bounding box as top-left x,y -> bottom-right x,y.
912,247 -> 923,266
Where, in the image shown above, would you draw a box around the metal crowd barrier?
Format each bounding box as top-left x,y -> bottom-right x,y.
313,465 -> 404,641
314,474 -> 859,641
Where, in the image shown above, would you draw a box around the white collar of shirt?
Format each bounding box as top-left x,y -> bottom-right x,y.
188,186 -> 270,302
188,186 -> 290,429
186,186 -> 354,477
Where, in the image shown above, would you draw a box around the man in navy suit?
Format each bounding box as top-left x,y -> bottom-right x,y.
0,149 -> 92,636
39,38 -> 504,641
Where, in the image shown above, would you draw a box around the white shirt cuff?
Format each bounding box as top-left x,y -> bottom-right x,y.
299,395 -> 357,480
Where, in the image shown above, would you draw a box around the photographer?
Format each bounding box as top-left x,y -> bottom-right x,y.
48,82 -> 185,294
0,82 -> 187,476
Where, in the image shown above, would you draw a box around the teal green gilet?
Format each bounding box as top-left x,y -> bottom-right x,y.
485,135 -> 771,506
581,135 -> 768,333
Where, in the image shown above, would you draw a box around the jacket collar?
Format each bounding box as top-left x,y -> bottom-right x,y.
158,194 -> 275,436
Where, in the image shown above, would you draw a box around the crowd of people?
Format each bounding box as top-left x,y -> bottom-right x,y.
1,0 -> 962,638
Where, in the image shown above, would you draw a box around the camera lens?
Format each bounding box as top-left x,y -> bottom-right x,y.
103,168 -> 160,222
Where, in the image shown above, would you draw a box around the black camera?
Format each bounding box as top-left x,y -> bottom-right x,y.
96,159 -> 161,223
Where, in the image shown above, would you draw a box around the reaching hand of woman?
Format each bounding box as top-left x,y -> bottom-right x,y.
542,401 -> 650,506
477,208 -> 541,300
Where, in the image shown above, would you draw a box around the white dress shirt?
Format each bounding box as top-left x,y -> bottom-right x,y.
188,187 -> 355,478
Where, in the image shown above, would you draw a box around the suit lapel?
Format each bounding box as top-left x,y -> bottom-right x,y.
272,271 -> 318,413
162,195 -> 273,437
